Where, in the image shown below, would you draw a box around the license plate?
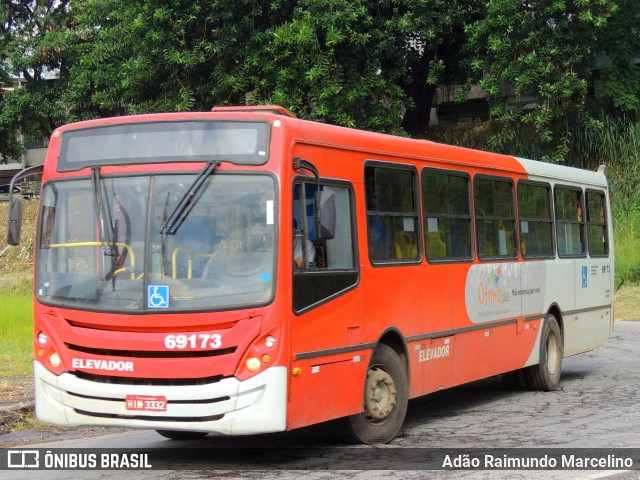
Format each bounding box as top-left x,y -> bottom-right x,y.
125,395 -> 167,412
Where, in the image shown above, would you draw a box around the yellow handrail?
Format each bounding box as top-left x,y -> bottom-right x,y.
171,247 -> 211,279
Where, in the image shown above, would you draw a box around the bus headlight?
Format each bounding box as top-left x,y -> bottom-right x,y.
246,357 -> 261,373
49,352 -> 61,368
37,332 -> 48,345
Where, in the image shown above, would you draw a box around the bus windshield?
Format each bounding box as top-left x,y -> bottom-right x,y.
35,173 -> 276,312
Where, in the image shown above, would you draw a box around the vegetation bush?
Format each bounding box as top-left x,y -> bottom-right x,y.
0,200 -> 38,279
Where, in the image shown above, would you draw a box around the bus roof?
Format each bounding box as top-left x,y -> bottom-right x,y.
516,157 -> 608,188
50,107 -> 607,184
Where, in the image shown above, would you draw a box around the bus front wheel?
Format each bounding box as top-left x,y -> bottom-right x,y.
338,344 -> 408,444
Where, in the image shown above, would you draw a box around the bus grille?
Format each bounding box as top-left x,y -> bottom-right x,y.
73,371 -> 225,386
65,343 -> 236,358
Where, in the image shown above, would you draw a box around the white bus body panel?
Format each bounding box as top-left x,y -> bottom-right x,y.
34,361 -> 288,435
517,158 -> 614,358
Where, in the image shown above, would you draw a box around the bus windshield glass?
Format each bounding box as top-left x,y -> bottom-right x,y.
35,173 -> 276,312
58,121 -> 270,171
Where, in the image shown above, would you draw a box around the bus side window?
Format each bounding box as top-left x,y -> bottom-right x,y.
422,169 -> 472,261
474,176 -> 517,260
586,190 -> 608,257
555,186 -> 585,257
293,182 -> 355,271
293,180 -> 357,312
365,163 -> 420,263
518,181 -> 554,259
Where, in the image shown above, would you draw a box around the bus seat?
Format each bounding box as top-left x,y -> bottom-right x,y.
503,229 -> 516,256
202,250 -> 272,285
368,215 -> 391,260
426,231 -> 446,259
394,230 -> 417,259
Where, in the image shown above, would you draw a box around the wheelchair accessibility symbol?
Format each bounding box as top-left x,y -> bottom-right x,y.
148,285 -> 169,308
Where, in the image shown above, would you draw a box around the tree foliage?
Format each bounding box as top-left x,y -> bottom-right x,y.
259,0 -> 480,133
0,0 -> 638,163
0,0 -> 71,160
597,0 -> 640,111
64,0 -> 299,118
464,0 -> 638,161
62,0 -> 477,135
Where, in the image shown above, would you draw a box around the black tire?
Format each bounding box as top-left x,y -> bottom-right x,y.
337,344 -> 408,444
156,430 -> 209,440
522,314 -> 563,391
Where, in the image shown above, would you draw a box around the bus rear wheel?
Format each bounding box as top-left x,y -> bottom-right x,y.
338,344 -> 408,444
504,314 -> 563,391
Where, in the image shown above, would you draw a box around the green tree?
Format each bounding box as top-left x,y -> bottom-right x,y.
64,0 -> 479,134
0,0 -> 71,162
255,0 -> 408,132
597,0 -> 640,111
64,0 -> 297,118
2,0 -> 638,162
464,0 -> 622,161
258,0 -> 481,134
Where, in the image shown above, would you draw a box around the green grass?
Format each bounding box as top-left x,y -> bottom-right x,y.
0,280 -> 34,377
614,211 -> 640,288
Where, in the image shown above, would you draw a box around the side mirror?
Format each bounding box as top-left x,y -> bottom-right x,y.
7,194 -> 23,245
314,190 -> 335,240
5,164 -> 44,245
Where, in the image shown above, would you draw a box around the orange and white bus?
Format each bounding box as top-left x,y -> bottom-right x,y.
7,105 -> 613,444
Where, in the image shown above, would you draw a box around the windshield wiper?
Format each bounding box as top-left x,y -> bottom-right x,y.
91,167 -> 118,289
160,161 -> 219,236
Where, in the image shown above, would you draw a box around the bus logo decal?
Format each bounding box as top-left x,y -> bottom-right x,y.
466,263 -> 545,324
582,266 -> 588,288
478,267 -> 505,306
148,285 -> 169,309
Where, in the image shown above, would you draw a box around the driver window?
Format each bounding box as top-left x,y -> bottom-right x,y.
293,179 -> 358,313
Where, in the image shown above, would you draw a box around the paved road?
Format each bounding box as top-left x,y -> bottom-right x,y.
3,321 -> 640,480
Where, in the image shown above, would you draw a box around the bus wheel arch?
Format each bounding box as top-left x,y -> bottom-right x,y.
376,328 -> 410,378
547,304 -> 564,344
337,332 -> 409,444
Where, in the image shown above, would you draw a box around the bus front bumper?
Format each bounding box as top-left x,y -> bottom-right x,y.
33,361 -> 287,436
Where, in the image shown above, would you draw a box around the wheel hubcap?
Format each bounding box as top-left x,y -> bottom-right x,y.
364,367 -> 397,421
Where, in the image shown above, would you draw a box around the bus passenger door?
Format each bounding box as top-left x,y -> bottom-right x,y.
289,180 -> 363,429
